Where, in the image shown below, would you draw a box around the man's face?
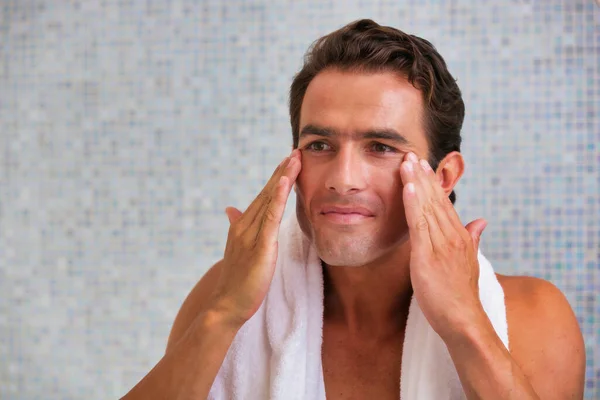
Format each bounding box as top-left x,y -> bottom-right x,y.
295,69 -> 430,267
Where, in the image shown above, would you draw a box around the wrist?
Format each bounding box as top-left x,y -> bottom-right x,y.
185,307 -> 241,351
438,303 -> 494,346
202,297 -> 247,332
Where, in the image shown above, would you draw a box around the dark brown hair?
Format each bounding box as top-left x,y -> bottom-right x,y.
289,19 -> 464,204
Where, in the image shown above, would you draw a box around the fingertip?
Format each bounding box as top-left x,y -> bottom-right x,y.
224,207 -> 234,223
479,219 -> 488,236
400,160 -> 415,183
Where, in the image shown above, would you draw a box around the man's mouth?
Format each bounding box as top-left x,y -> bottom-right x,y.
319,205 -> 375,224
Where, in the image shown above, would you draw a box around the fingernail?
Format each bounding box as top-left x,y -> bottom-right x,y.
404,161 -> 413,172
408,152 -> 418,163
419,159 -> 431,171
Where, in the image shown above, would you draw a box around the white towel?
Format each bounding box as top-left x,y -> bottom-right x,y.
209,213 -> 509,400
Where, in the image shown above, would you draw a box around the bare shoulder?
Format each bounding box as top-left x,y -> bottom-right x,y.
496,273 -> 586,399
165,260 -> 224,352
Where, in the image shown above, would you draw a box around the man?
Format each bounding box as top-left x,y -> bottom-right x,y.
122,20 -> 585,399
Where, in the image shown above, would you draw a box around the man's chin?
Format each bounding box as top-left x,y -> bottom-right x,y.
314,239 -> 376,268
318,251 -> 378,268
313,229 -> 411,268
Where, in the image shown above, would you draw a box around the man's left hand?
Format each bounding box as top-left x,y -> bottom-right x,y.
399,152 -> 490,340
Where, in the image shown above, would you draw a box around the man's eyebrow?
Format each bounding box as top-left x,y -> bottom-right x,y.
299,124 -> 335,138
361,129 -> 411,146
299,124 -> 412,146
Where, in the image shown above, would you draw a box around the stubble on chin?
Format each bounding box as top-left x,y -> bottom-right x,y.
312,227 -> 378,267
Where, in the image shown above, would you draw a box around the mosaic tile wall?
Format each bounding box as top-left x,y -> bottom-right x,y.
0,0 -> 598,398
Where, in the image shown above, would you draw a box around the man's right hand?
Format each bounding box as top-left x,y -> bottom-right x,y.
121,151 -> 302,400
209,149 -> 302,328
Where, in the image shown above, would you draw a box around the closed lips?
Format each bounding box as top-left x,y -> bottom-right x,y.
320,206 -> 374,216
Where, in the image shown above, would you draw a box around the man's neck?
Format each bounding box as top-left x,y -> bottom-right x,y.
322,244 -> 413,343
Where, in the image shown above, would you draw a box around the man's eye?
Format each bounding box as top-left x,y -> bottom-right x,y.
306,141 -> 331,152
370,142 -> 396,153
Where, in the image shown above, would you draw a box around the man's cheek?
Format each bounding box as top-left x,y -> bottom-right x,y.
391,195 -> 409,225
293,169 -> 312,202
293,179 -> 306,202
295,193 -> 313,241
293,182 -> 310,218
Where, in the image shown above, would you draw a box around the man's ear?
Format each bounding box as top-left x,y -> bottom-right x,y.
435,151 -> 465,197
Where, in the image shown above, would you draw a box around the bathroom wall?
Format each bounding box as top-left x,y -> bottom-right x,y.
0,0 -> 598,398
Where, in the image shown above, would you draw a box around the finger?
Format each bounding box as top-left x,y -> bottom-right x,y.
249,153 -> 300,225
238,153 -> 295,227
399,152 -> 418,187
417,158 -> 465,243
254,153 -> 302,238
259,175 -> 294,247
465,218 -> 487,249
249,149 -> 301,223
402,155 -> 447,249
225,207 -> 243,224
419,158 -> 467,231
420,158 -> 474,247
401,162 -> 433,253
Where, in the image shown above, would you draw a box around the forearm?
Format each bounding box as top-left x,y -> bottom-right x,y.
121,309 -> 240,400
444,315 -> 539,400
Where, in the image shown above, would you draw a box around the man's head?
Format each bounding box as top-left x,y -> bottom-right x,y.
289,19 -> 466,267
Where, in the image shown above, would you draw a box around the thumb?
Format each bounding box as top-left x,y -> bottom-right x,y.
465,218 -> 487,249
225,207 -> 243,224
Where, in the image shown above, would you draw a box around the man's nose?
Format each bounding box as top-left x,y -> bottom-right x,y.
324,147 -> 367,195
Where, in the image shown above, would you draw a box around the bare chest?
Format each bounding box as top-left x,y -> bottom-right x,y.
321,328 -> 404,400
